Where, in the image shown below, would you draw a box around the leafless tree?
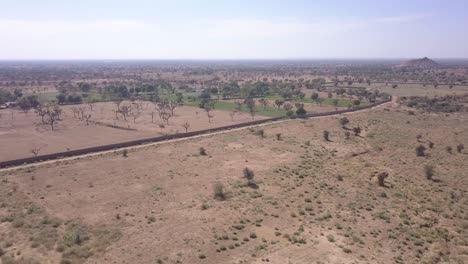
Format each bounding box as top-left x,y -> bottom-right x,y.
129,103 -> 142,123
182,121 -> 190,133
167,100 -> 177,116
205,107 -> 214,123
30,147 -> 41,157
160,111 -> 171,124
35,104 -> 49,124
84,113 -> 92,126
44,105 -> 62,130
229,111 -> 237,121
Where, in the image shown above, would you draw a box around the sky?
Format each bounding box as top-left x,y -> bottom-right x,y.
0,0 -> 467,60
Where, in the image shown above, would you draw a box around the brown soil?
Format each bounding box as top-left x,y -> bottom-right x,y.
0,102 -> 265,161
1,105 -> 467,264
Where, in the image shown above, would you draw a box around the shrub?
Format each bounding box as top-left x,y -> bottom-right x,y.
256,129 -> 265,138
122,149 -> 128,157
243,167 -> 255,186
424,165 -> 435,180
428,141 -> 434,149
377,172 -> 389,187
295,107 -> 306,116
213,182 -> 225,201
199,147 -> 207,156
446,146 -> 453,154
275,133 -> 282,140
353,127 -> 361,136
457,144 -> 464,153
344,131 -> 350,140
323,130 -> 330,141
416,145 -> 426,157
339,117 -> 349,128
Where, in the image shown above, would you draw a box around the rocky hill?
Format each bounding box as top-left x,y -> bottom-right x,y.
398,57 -> 439,69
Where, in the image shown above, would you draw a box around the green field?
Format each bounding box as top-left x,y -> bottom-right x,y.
184,98 -> 288,117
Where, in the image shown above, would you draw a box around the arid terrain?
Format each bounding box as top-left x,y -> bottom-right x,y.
0,101 -> 264,161
0,59 -> 467,264
1,101 -> 467,264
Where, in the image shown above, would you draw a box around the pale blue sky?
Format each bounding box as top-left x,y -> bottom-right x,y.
0,0 -> 466,59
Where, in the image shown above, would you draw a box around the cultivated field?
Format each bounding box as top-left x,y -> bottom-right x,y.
1,104 -> 466,264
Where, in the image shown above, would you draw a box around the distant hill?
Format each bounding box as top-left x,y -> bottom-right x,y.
398,57 -> 439,69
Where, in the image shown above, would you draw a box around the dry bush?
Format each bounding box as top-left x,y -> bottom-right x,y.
377,172 -> 389,187
199,147 -> 207,156
323,130 -> 330,141
424,164 -> 435,180
416,145 -> 426,157
213,182 -> 226,201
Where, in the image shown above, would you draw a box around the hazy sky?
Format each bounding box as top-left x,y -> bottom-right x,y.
1,0 -> 467,60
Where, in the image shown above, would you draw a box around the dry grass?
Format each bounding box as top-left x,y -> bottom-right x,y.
0,105 -> 467,263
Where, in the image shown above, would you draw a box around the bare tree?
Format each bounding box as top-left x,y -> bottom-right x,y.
160,111 -> 171,124
229,111 -> 237,121
30,147 -> 41,157
182,121 -> 190,133
113,99 -> 123,120
84,113 -> 92,126
44,105 -> 62,130
35,104 -> 49,124
129,103 -> 142,123
205,107 -> 214,123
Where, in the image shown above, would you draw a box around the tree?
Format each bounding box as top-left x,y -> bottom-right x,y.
296,107 -> 306,116
245,98 -> 256,120
30,147 -> 41,157
83,114 -> 92,126
353,99 -> 361,106
311,92 -> 319,103
274,99 -> 284,109
13,88 -> 23,99
167,100 -> 177,116
204,107 -> 214,123
18,97 -> 31,114
182,121 -> 190,133
229,111 -> 236,121
160,111 -> 171,125
44,105 -> 62,130
339,117 -> 349,128
283,103 -> 293,111
258,98 -> 269,110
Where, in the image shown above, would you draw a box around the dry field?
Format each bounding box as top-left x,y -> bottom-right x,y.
0,101 -> 264,161
1,104 -> 467,264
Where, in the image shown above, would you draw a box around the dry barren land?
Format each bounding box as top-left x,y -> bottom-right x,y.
0,106 -> 467,264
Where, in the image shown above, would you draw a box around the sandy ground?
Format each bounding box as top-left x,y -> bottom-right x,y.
1,105 -> 466,264
0,101 -> 265,161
